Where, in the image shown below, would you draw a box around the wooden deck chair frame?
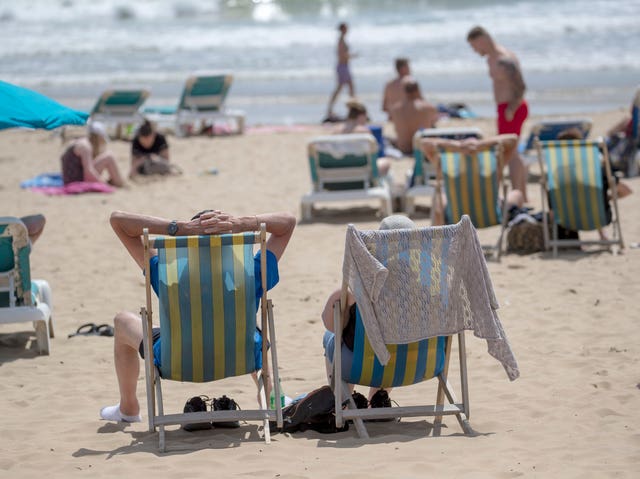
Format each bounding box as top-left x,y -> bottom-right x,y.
422,136 -> 514,260
330,284 -> 473,439
140,224 -> 283,451
404,127 -> 483,215
300,133 -> 392,220
0,217 -> 54,355
89,89 -> 150,139
174,73 -> 245,136
535,137 -> 624,257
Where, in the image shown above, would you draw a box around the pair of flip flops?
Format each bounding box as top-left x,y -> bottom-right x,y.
68,322 -> 114,338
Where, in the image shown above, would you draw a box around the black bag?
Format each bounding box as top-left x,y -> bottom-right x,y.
274,385 -> 348,434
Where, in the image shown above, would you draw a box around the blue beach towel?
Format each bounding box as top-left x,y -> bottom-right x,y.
20,173 -> 64,189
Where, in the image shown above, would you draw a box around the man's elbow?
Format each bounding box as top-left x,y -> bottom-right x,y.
110,210 -> 127,230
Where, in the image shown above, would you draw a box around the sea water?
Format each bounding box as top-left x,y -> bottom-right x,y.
1,0 -> 638,125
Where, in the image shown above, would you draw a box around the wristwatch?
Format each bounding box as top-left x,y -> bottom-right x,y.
167,220 -> 179,236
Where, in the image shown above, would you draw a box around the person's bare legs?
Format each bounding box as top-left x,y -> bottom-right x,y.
94,151 -> 125,187
347,80 -> 355,98
113,311 -> 143,416
20,214 -> 46,245
327,83 -> 344,118
507,151 -> 528,203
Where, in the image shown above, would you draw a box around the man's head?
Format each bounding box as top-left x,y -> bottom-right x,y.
379,215 -> 417,231
467,25 -> 492,56
346,98 -> 368,122
338,22 -> 348,34
402,76 -> 421,99
395,57 -> 410,77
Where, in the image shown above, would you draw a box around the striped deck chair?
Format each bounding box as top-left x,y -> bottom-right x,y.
0,217 -> 53,354
89,89 -> 150,138
536,138 -> 624,256
300,133 -> 392,220
331,224 -> 477,439
404,127 -> 483,215
437,138 -> 512,259
140,224 -> 282,451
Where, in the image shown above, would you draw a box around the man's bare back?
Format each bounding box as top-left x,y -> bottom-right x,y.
391,97 -> 438,155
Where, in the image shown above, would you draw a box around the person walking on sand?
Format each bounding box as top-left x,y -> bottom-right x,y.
325,22 -> 356,122
467,26 -> 529,201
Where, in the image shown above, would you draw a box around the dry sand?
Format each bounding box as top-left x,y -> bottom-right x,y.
0,110 -> 639,478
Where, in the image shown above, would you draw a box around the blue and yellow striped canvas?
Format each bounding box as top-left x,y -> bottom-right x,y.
441,148 -> 501,228
153,233 -> 259,383
541,139 -> 607,231
346,308 -> 447,389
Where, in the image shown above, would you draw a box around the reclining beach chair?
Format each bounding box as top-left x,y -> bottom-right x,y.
521,118 -> 592,164
300,133 -> 392,220
330,216 -> 519,438
0,217 -> 53,355
145,73 -> 245,136
424,135 -> 516,259
404,127 -> 483,215
140,225 -> 282,451
535,138 -> 624,256
89,89 -> 150,138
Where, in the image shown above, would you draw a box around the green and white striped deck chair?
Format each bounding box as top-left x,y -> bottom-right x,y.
536,138 -> 624,256
331,223 -> 475,439
437,139 -> 511,259
404,127 -> 483,215
89,89 -> 150,138
140,225 -> 282,451
0,217 -> 53,355
300,133 -> 392,220
145,73 -> 245,136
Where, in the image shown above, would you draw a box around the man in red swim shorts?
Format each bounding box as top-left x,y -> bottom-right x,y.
468,26 -> 529,201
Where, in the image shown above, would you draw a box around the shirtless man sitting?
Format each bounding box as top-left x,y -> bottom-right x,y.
389,77 -> 438,155
467,26 -> 529,201
382,58 -> 411,118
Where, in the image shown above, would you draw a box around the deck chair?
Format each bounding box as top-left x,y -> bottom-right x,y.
300,133 -> 392,220
521,118 -> 592,163
429,136 -> 515,259
0,217 -> 53,355
145,73 -> 245,136
404,127 -> 483,214
330,217 -> 519,438
535,138 -> 624,256
89,89 -> 150,138
140,225 -> 282,451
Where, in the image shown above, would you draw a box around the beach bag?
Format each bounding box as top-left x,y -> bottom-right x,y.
276,385 -> 349,434
506,220 -> 545,254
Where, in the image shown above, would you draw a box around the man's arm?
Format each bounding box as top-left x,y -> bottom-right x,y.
110,210 -> 296,269
197,210 -> 296,261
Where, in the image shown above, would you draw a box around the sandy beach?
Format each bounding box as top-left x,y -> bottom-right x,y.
1,109 -> 639,478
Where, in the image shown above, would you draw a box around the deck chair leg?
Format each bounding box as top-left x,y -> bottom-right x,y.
155,372 -> 165,452
257,371 -> 271,444
342,380 -> 369,439
301,202 -> 312,221
34,319 -> 50,355
267,300 -> 283,428
405,196 -> 415,215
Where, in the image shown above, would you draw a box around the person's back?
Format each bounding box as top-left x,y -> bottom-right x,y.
390,78 -> 438,155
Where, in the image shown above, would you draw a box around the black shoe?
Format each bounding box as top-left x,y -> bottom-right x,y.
368,389 -> 398,423
182,395 -> 212,432
351,390 -> 368,409
211,395 -> 241,428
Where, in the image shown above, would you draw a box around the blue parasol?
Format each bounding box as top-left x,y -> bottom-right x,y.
0,80 -> 88,131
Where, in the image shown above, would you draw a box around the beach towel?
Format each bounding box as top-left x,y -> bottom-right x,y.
20,173 -> 64,189
20,173 -> 115,194
342,215 -> 518,380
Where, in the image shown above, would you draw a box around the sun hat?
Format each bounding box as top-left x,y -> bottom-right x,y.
378,215 -> 417,230
88,121 -> 109,142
